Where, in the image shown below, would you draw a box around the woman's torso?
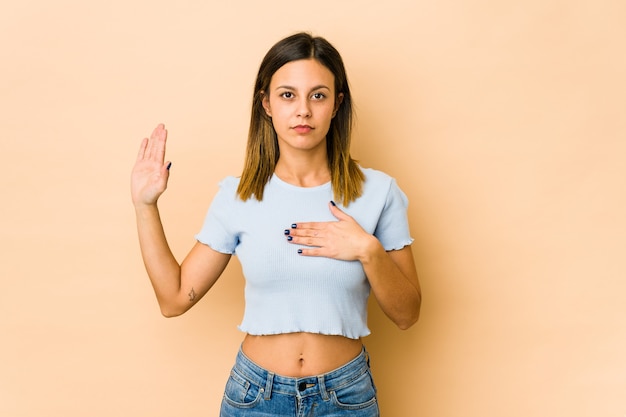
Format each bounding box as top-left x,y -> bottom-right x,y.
241,333 -> 363,377
196,169 -> 411,376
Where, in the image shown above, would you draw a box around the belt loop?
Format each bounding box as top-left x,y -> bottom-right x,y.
264,372 -> 274,400
317,375 -> 329,401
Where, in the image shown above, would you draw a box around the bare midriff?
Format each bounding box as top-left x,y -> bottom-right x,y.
241,333 -> 363,378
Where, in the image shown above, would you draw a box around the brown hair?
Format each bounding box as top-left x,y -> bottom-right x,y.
237,32 -> 364,205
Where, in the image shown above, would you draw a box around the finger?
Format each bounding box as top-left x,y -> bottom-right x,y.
286,233 -> 319,247
287,226 -> 323,239
161,160 -> 172,178
146,124 -> 166,161
145,126 -> 158,159
289,222 -> 315,231
328,201 -> 352,221
297,248 -> 323,257
136,137 -> 148,161
290,220 -> 331,231
155,125 -> 167,163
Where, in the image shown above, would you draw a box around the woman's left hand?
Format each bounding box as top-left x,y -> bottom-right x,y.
286,202 -> 377,261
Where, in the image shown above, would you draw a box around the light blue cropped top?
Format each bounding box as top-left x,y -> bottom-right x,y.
195,167 -> 413,339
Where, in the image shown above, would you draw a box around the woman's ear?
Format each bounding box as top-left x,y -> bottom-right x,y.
332,93 -> 344,117
261,91 -> 272,117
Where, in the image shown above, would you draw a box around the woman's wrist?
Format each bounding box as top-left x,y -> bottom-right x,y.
357,234 -> 384,265
134,201 -> 160,219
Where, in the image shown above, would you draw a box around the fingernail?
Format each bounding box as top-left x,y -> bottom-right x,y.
284,229 -> 290,235
287,236 -> 293,241
330,200 -> 336,206
167,162 -> 172,170
291,224 -> 297,229
297,249 -> 303,254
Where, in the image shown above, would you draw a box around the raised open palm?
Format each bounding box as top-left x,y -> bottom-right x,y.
131,124 -> 171,206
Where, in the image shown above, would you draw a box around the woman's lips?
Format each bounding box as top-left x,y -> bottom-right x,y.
292,125 -> 313,134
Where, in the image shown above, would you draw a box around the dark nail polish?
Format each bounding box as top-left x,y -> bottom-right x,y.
284,229 -> 290,235
330,200 -> 336,206
297,249 -> 303,254
291,224 -> 297,229
287,236 -> 293,241
166,162 -> 172,170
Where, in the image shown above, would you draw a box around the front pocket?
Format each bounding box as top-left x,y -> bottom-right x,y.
222,369 -> 263,408
330,370 -> 378,410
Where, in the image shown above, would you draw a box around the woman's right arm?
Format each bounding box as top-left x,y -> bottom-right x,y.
131,124 -> 231,317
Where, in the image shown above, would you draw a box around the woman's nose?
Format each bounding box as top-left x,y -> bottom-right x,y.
297,98 -> 311,117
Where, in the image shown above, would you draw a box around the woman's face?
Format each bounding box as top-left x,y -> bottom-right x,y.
262,59 -> 342,156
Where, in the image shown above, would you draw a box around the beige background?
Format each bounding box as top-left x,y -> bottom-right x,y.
2,0 -> 625,416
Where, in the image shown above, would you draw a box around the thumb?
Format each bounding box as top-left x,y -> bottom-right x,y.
328,200 -> 351,220
162,161 -> 172,178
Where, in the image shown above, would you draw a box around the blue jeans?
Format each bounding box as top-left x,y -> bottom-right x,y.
220,346 -> 380,416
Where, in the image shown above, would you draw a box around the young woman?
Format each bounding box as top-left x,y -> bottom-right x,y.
131,32 -> 421,417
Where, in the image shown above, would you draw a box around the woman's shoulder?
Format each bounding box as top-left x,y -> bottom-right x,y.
359,166 -> 395,185
358,166 -> 408,201
217,175 -> 241,190
208,176 -> 241,204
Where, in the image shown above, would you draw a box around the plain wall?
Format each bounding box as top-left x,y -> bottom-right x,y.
1,1 -> 625,416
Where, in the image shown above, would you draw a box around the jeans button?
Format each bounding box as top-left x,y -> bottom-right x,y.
298,382 -> 306,391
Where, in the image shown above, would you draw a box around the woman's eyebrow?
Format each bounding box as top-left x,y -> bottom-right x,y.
274,84 -> 331,91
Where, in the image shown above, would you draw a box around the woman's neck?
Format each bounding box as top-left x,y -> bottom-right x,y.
274,156 -> 330,188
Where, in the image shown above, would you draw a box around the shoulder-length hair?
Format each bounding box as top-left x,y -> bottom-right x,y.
237,32 -> 364,206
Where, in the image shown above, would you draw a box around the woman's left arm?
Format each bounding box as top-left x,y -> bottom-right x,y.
357,237 -> 421,329
288,202 -> 422,329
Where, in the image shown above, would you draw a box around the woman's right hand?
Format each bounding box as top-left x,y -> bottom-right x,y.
131,124 -> 171,207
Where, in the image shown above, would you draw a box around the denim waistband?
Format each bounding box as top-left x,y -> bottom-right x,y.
232,345 -> 370,400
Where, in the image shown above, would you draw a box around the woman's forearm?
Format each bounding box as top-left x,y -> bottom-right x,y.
359,239 -> 422,329
134,203 -> 183,315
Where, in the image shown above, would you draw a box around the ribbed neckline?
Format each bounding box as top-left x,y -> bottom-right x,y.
270,174 -> 331,191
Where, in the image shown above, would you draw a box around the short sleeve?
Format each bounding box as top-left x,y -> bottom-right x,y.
374,179 -> 414,251
194,177 -> 240,254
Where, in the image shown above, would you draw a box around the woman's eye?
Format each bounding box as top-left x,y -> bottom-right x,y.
281,92 -> 294,99
312,92 -> 326,100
